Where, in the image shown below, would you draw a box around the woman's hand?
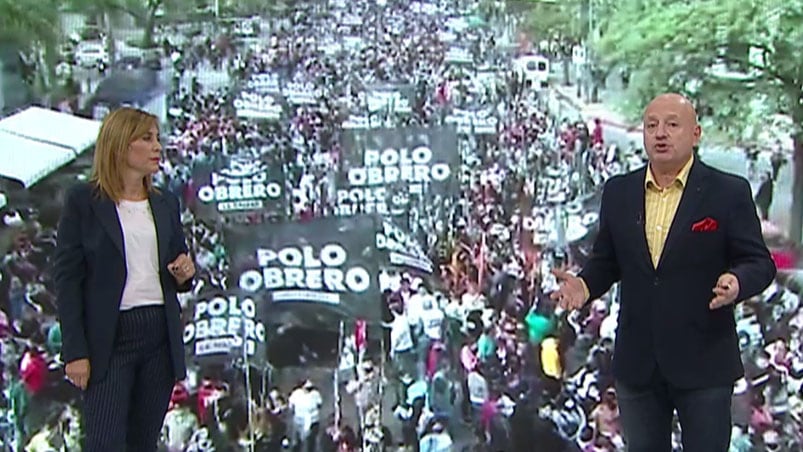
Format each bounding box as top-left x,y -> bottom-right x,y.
168,253 -> 196,285
65,358 -> 90,390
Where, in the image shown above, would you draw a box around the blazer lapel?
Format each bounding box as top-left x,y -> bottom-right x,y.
148,192 -> 172,269
91,195 -> 125,257
630,167 -> 654,273
657,159 -> 708,270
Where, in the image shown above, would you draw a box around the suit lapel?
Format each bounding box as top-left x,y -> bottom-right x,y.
91,195 -> 125,257
148,192 -> 171,269
657,159 -> 708,270
630,167 -> 654,273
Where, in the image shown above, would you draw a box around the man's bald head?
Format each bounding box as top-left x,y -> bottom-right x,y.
642,92 -> 702,174
644,93 -> 699,125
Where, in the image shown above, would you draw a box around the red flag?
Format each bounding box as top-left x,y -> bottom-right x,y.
772,249 -> 797,270
355,319 -> 367,353
477,232 -> 487,288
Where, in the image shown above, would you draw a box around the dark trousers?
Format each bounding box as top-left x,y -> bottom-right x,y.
82,305 -> 175,452
615,370 -> 733,452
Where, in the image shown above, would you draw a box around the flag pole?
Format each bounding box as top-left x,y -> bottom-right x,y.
335,320 -> 344,429
242,308 -> 255,452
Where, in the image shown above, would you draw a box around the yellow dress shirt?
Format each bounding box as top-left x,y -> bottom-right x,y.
644,156 -> 694,268
578,156 -> 694,301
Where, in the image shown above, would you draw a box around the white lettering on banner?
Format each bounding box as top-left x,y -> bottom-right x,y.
198,184 -> 281,201
197,167 -> 282,209
521,216 -> 550,231
364,146 -> 431,166
346,146 -> 452,187
445,112 -> 498,134
182,295 -> 267,357
333,202 -> 388,216
389,252 -> 434,273
336,187 -> 387,205
273,290 -> 341,304
335,187 -> 389,215
196,338 -> 240,355
367,91 -> 410,112
234,91 -> 282,119
247,74 -> 281,92
284,82 -> 322,105
239,243 -> 372,295
217,200 -> 264,212
347,164 -> 451,185
342,115 -> 371,129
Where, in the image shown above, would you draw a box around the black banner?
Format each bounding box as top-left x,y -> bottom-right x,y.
234,91 -> 283,120
191,155 -> 285,221
245,73 -> 323,105
335,126 -> 459,217
363,82 -> 415,114
226,216 -> 382,324
182,291 -> 268,366
445,108 -> 499,135
376,218 -> 434,274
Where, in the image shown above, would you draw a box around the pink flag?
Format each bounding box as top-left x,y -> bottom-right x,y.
355,319 -> 367,353
772,249 -> 796,270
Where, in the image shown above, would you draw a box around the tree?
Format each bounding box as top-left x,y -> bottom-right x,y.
67,0 -> 190,51
0,0 -> 62,102
518,0 -> 584,85
520,0 -> 619,100
596,0 -> 803,244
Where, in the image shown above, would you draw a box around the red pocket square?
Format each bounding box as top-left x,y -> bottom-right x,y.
691,217 -> 718,232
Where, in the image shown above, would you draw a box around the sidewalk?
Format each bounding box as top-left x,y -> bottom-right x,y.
551,84 -> 642,133
546,82 -> 644,149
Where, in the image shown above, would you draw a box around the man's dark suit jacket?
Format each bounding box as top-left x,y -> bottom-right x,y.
579,159 -> 776,389
54,183 -> 192,385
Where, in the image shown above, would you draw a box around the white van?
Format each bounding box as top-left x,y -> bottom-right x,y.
513,54 -> 550,89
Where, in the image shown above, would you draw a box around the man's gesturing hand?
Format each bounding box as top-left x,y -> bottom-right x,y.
710,272 -> 739,310
549,269 -> 588,310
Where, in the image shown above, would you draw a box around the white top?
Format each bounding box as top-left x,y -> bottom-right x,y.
420,306 -> 444,340
467,371 -> 488,405
116,200 -> 164,310
288,388 -> 322,436
389,311 -> 414,354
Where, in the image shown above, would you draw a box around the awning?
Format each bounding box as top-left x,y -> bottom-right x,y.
0,107 -> 101,155
0,131 -> 76,188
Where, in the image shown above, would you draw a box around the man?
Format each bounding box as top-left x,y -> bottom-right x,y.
754,172 -> 774,221
551,93 -> 776,451
288,380 -> 323,452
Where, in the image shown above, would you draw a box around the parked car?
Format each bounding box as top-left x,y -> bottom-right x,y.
74,42 -> 108,68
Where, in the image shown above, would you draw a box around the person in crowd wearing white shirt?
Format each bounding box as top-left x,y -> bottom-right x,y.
416,286 -> 444,378
288,379 -> 323,452
384,294 -> 416,405
419,420 -> 453,452
466,364 -> 489,438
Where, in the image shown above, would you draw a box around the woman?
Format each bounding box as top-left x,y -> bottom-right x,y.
54,107 -> 195,451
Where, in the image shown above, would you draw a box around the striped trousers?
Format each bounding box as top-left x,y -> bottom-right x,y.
82,305 -> 175,451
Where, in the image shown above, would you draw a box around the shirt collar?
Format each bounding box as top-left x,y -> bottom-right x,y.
645,155 -> 694,190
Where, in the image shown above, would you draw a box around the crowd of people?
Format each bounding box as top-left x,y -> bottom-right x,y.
1,0 -> 802,451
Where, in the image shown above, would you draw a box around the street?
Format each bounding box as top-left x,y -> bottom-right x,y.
548,81 -> 795,238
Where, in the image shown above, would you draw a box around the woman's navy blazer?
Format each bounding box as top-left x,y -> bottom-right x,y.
54,183 -> 191,385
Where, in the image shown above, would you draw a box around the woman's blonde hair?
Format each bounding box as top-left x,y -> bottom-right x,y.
90,107 -> 159,202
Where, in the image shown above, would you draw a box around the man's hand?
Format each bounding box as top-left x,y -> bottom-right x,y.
549,269 -> 588,310
710,273 -> 739,310
65,358 -> 90,390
